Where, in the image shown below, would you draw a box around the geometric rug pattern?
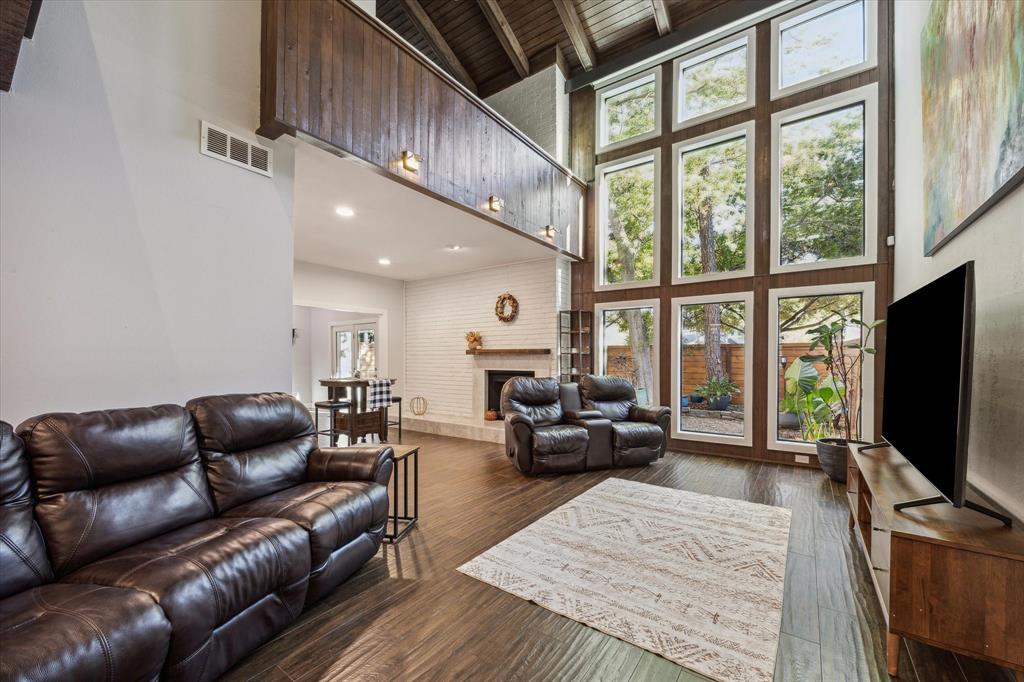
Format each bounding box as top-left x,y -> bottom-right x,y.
457,478 -> 792,682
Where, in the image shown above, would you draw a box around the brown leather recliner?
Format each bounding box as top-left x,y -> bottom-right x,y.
501,375 -> 670,475
0,392 -> 393,682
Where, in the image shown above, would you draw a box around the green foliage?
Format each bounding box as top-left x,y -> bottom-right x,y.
695,376 -> 738,400
781,358 -> 837,441
780,105 -> 865,265
604,163 -> 655,284
681,46 -> 748,120
681,136 -> 747,276
679,302 -> 745,338
605,81 -> 656,144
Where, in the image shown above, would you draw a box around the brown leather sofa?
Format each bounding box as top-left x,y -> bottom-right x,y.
0,392 -> 392,682
501,375 -> 670,475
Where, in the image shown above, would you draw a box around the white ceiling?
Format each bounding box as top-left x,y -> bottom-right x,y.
292,142 -> 557,280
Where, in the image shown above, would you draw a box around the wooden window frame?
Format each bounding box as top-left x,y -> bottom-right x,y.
594,149 -> 662,292
595,66 -> 663,154
672,28 -> 757,131
670,292 -> 755,446
671,121 -> 756,285
770,83 -> 879,274
767,281 -> 876,454
595,299 -> 662,404
770,0 -> 879,100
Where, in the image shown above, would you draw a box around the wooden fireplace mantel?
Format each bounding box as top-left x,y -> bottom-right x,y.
465,348 -> 552,356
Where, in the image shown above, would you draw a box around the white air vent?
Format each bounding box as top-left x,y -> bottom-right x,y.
200,121 -> 273,177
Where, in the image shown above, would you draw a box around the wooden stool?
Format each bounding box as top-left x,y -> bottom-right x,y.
314,400 -> 353,446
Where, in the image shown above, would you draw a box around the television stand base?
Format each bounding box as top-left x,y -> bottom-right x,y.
894,496 -> 1012,527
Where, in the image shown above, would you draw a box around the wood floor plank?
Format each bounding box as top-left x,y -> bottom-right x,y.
774,633 -> 822,682
217,432 -> 1011,682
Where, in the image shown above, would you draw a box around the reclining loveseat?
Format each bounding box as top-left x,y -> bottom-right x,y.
0,392 -> 391,682
501,374 -> 671,475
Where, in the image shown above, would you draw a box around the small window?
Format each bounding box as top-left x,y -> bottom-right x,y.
595,300 -> 660,405
596,67 -> 662,152
672,122 -> 754,283
771,0 -> 877,99
596,150 -> 661,290
674,29 -> 755,129
671,293 -> 753,445
771,84 -> 877,273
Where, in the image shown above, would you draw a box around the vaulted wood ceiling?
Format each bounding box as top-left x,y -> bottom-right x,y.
377,0 -> 733,97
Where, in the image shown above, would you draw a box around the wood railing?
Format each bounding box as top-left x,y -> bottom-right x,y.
259,0 -> 586,258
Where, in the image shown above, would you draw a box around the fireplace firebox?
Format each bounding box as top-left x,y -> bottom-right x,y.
486,370 -> 535,417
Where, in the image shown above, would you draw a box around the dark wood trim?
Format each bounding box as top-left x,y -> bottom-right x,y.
552,0 -> 595,71
465,348 -> 552,356
476,0 -> 529,79
651,0 -> 672,37
23,0 -> 41,39
570,1 -> 898,466
565,0 -> 784,92
0,0 -> 38,92
399,0 -> 477,93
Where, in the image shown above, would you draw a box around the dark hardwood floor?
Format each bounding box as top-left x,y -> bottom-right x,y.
223,432 -> 1016,681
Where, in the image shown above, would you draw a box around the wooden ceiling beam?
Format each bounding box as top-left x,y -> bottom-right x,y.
477,0 -> 530,79
651,0 -> 672,37
552,0 -> 596,71
399,0 -> 478,93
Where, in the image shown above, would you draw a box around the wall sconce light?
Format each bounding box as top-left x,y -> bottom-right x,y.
488,195 -> 504,212
401,150 -> 422,173
543,225 -> 558,240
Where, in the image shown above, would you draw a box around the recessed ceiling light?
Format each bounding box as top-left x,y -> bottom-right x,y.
445,244 -> 463,251
335,206 -> 355,217
377,257 -> 391,266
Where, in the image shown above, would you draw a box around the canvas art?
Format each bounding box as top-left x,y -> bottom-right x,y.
920,0 -> 1024,255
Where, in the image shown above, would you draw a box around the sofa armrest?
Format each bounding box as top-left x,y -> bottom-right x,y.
505,412 -> 535,429
629,405 -> 671,424
308,446 -> 394,487
564,409 -> 604,420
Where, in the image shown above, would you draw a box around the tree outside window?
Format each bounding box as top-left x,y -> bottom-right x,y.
603,160 -> 656,285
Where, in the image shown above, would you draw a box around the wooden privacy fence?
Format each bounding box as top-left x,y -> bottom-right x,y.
606,343 -> 862,408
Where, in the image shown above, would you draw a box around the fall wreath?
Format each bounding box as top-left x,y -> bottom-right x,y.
494,292 -> 519,322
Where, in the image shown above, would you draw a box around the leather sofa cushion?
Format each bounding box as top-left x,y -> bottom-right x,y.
532,424 -> 589,455
500,377 -> 563,426
580,375 -> 638,422
612,422 -> 664,449
0,422 -> 53,598
62,517 -> 310,682
0,583 -> 171,682
220,482 -> 388,574
187,393 -> 317,512
17,406 -> 215,576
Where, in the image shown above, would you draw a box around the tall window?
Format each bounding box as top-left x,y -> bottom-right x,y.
768,283 -> 875,452
672,122 -> 754,283
596,67 -> 661,153
671,293 -> 753,445
771,85 -> 877,272
596,301 -> 660,405
674,29 -> 755,128
596,150 -> 660,290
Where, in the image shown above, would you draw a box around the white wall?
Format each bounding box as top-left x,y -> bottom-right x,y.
485,64 -> 570,165
894,0 -> 1024,520
404,258 -> 562,418
0,0 -> 295,425
291,306 -> 312,401
292,260 -> 405,402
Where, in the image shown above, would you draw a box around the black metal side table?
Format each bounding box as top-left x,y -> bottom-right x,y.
384,444 -> 419,543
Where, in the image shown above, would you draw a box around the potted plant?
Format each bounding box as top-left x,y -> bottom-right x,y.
694,376 -> 738,411
800,315 -> 884,482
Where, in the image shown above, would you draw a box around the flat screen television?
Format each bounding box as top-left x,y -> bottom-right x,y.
880,261 -> 974,506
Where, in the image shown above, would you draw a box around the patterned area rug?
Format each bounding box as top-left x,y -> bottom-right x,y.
457,478 -> 792,682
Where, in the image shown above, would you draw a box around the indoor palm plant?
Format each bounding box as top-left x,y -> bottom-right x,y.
800,315 -> 884,482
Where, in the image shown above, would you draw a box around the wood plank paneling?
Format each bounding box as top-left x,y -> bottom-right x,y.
260,0 -> 585,260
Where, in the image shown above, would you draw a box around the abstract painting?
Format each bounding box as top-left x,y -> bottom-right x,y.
920,0 -> 1024,255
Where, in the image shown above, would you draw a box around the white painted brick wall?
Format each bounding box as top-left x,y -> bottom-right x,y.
485,65 -> 569,165
405,258 -> 560,418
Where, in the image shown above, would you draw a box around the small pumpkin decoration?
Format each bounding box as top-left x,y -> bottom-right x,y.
494,292 -> 519,323
484,409 -> 499,421
465,331 -> 483,350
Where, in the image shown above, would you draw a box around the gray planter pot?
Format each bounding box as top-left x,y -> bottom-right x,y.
778,411 -> 799,429
815,438 -> 867,483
